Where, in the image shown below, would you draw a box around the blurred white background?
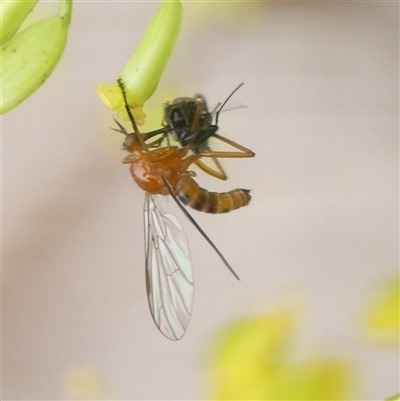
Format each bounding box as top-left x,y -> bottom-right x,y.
2,1 -> 398,400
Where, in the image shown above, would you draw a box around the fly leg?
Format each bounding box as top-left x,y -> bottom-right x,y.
193,135 -> 255,180
193,147 -> 228,180
199,134 -> 255,159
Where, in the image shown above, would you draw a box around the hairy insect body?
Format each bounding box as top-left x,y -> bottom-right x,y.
164,95 -> 215,153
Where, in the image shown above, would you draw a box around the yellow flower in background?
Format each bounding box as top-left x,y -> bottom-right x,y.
96,0 -> 182,125
363,276 -> 399,346
62,365 -> 101,400
386,395 -> 400,401
207,310 -> 353,400
62,364 -> 121,400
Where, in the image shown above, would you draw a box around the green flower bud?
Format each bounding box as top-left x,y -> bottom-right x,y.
0,0 -> 72,114
96,0 -> 182,123
1,0 -> 39,45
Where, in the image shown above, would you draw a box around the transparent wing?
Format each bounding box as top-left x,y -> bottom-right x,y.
144,193 -> 194,340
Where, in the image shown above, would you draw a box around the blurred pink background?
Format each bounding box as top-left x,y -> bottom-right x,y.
2,1 -> 398,399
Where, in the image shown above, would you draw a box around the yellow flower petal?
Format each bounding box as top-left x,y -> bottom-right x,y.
95,82 -> 147,126
96,82 -> 123,111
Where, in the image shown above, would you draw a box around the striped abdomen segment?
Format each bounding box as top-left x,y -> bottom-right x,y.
175,175 -> 251,214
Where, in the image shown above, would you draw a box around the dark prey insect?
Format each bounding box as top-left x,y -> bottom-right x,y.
162,84 -> 255,180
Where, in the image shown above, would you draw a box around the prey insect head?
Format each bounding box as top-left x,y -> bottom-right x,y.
164,95 -> 213,148
164,97 -> 198,141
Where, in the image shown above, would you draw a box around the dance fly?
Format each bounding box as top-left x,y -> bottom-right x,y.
116,79 -> 254,340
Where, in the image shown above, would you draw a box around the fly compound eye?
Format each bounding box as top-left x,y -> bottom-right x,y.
170,108 -> 186,128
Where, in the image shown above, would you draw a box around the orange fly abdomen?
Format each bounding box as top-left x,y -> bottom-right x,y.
175,175 -> 251,214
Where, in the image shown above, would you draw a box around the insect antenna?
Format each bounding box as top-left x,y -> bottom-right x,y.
215,83 -> 244,126
163,178 -> 240,281
117,78 -> 150,154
